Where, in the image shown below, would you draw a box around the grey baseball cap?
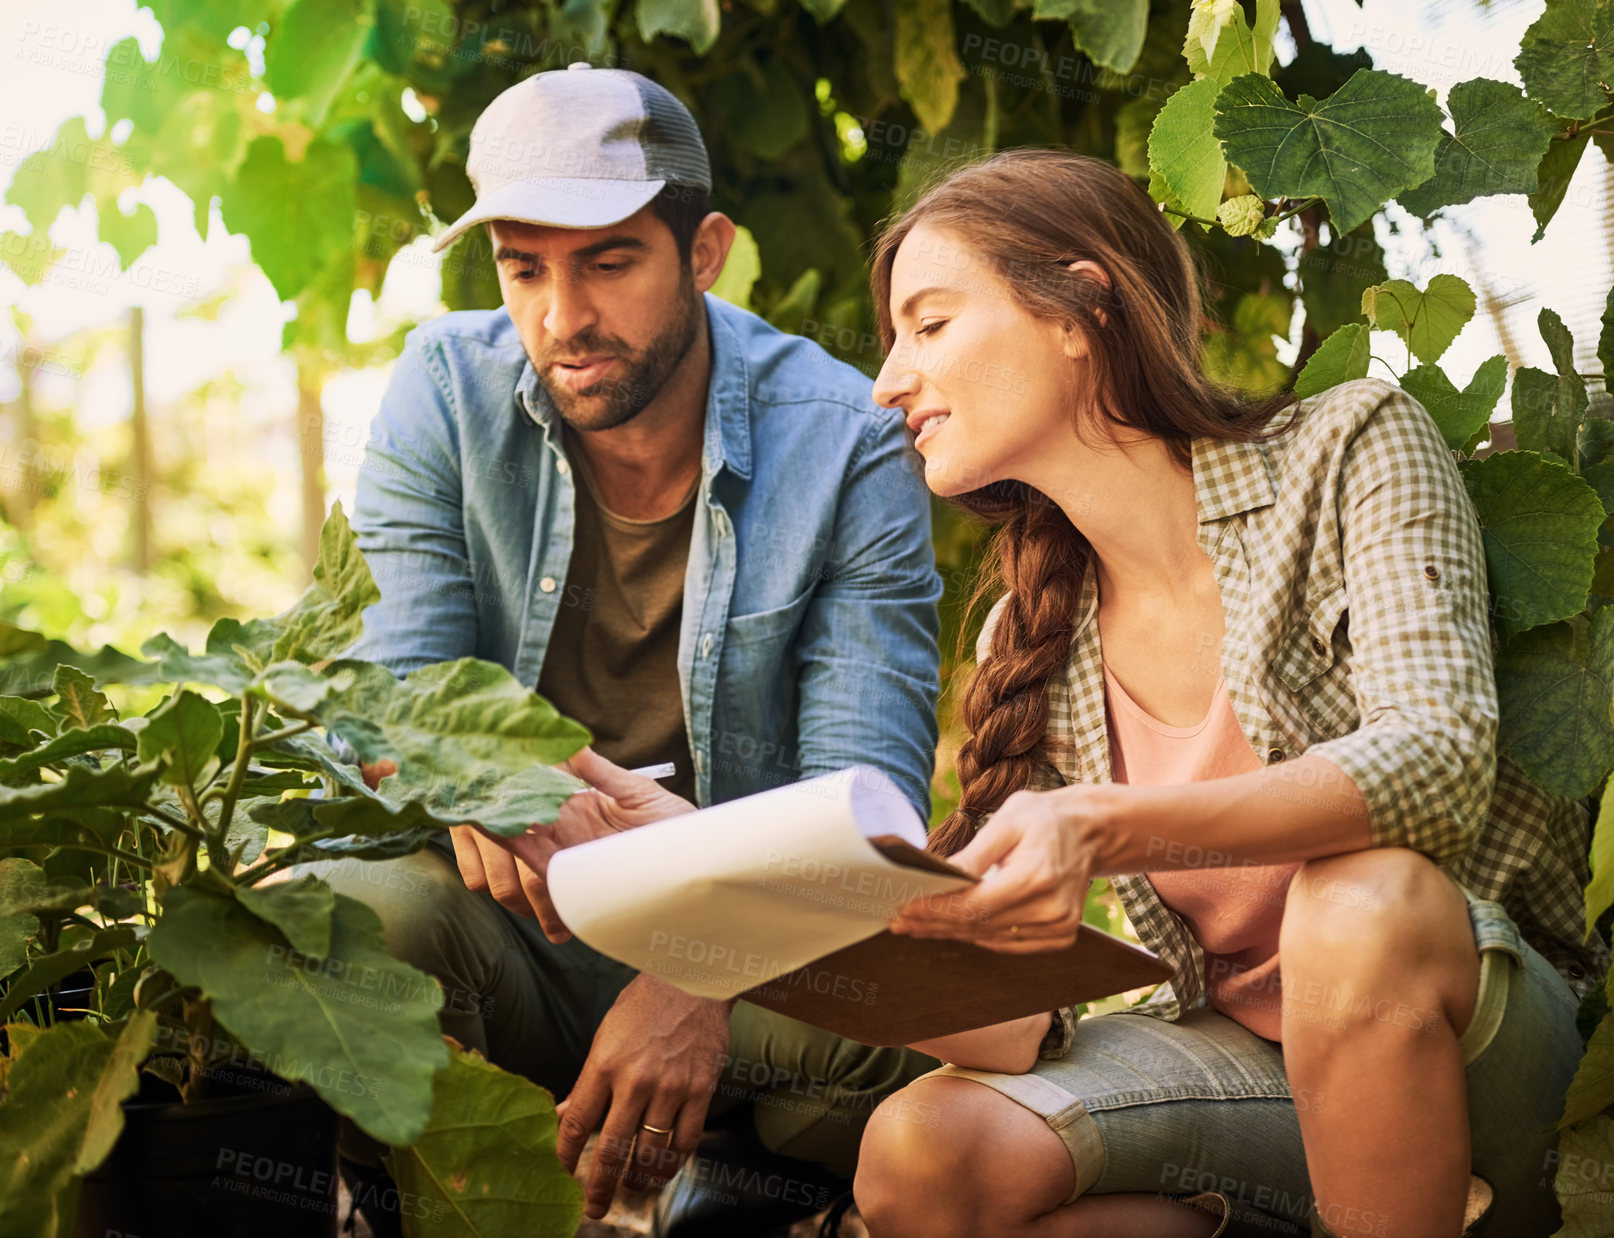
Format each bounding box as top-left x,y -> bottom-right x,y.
430,64 -> 712,253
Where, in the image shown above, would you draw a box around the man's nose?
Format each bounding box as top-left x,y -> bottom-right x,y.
543,271 -> 597,343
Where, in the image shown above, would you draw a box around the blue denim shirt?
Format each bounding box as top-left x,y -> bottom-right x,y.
347,292 -> 941,818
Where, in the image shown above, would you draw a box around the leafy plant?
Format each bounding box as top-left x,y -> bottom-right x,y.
0,503 -> 587,1238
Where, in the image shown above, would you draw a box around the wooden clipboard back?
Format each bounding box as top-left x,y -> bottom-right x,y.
739,926 -> 1172,1046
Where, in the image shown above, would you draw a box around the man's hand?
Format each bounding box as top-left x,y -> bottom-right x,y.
555,974 -> 731,1221
455,747 -> 696,943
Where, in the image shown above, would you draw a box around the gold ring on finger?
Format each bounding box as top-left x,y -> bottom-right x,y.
640,1122 -> 675,1147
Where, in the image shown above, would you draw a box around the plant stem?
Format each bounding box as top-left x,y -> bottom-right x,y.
180,993 -> 213,1105
1160,203 -> 1219,228
208,694 -> 256,864
250,721 -> 316,749
143,805 -> 206,842
1270,196 -> 1322,226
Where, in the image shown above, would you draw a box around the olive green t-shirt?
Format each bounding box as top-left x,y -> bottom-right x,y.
536,427 -> 700,805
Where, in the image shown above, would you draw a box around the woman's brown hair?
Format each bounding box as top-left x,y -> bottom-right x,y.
869,148 -> 1291,856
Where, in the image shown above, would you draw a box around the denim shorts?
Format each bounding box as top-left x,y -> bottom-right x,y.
916,883 -> 1586,1237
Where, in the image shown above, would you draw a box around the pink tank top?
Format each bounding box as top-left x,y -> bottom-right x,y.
1103,662 -> 1296,1042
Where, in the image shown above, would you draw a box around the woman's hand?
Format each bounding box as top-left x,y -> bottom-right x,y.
889,786 -> 1111,953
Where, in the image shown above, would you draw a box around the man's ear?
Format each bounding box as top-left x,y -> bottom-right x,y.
691,211 -> 737,293
1059,259 -> 1112,358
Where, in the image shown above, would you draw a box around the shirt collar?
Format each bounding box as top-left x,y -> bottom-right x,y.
513,292 -> 753,481
1191,433 -> 1280,523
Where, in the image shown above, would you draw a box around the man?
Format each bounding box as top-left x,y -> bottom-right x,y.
314,64 -> 944,1235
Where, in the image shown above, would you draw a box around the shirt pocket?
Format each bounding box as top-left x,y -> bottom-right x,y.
1274,583 -> 1354,733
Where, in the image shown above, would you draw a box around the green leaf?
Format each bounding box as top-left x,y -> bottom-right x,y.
1035,0 -> 1148,75
147,886 -> 448,1145
0,927 -> 139,1022
1553,1114 -> 1614,1236
895,0 -> 965,133
1397,78 -> 1559,217
1516,0 -> 1614,120
636,0 -> 721,53
3,117 -> 136,236
1202,291 -> 1291,395
1559,1010 -> 1614,1128
136,689 -> 224,791
97,200 -> 158,271
1529,116 -> 1600,243
51,666 -> 115,732
0,1013 -> 158,1238
1513,366 -> 1588,464
710,224 -> 761,311
1216,193 -> 1266,237
0,761 -> 159,830
271,502 -> 382,664
710,69 -> 810,161
1360,274 -> 1476,366
1462,451 -> 1605,640
1587,776 -> 1614,943
1399,355 -> 1508,453
0,859 -> 90,921
0,910 -> 33,976
219,136 -> 360,301
0,624 -> 148,698
1293,323 -> 1371,399
0,698 -> 57,747
386,1045 -> 582,1237
1297,223 -> 1387,338
1213,69 -> 1445,237
1600,285 -> 1614,385
1149,78 -> 1227,224
236,874 -> 336,958
1494,610 -> 1614,799
1183,0 -> 1278,85
264,0 -> 376,129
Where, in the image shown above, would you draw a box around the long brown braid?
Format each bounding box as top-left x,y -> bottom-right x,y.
868,150 -> 1293,856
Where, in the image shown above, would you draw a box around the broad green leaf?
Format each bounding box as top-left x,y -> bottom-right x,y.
1213,69 -> 1444,237
1586,777 -> 1614,943
710,224 -> 761,311
1216,193 -> 1266,237
386,1045 -> 582,1237
3,117 -> 137,236
1203,291 -> 1291,395
1462,451 -> 1604,639
1361,274 -> 1476,367
136,689 -> 224,791
1580,416 -> 1614,469
1559,1010 -> 1614,1128
0,927 -> 139,1022
219,136 -> 360,301
636,0 -> 721,53
99,37 -> 193,136
0,1013 -> 158,1238
1186,0 -> 1239,70
0,910 -> 33,976
0,725 -> 137,784
1293,323 -> 1370,399
0,624 -> 147,698
895,0 -> 965,133
1297,224 -> 1387,338
1529,115 -> 1600,243
1513,366 -> 1588,464
1553,1114 -> 1614,1237
1399,355 -> 1508,452
52,666 -> 115,732
0,761 -> 160,829
97,200 -> 158,271
237,873 -> 336,958
1149,79 -> 1227,225
253,661 -> 350,714
710,69 -> 810,161
0,697 -> 57,747
1516,0 -> 1614,120
148,886 -> 448,1145
1184,0 -> 1278,85
269,500 -> 380,667
310,658 -> 590,783
0,857 -> 82,920
264,0 -> 375,129
1542,306 -> 1579,378
1495,610 -> 1614,799
1036,0 -> 1148,75
1398,78 -> 1559,217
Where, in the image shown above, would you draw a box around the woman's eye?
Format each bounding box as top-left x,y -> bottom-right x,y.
916,320 -> 946,338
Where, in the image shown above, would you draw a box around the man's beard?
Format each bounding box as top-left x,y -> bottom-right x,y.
535,277 -> 703,432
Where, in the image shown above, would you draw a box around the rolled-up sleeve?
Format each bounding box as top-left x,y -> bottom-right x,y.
1302,387 -> 1499,863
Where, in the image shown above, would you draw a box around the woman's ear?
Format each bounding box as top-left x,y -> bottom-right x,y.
1060,259 -> 1112,358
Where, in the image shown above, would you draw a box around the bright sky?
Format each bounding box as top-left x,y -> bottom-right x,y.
0,0 -> 1600,523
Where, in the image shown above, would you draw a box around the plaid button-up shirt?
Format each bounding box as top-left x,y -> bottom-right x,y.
973,380 -> 1608,1059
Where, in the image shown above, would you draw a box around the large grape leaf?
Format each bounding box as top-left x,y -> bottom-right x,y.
147,885 -> 448,1146
1552,1115 -> 1614,1237
1149,78 -> 1227,225
386,1045 -> 582,1238
0,1013 -> 158,1238
1399,355 -> 1508,453
1036,0 -> 1149,75
1360,274 -> 1476,366
219,136 -> 360,301
1213,69 -> 1445,236
637,0 -> 721,53
1398,78 -> 1559,217
263,0 -> 374,130
1494,609 -> 1614,799
1516,0 -> 1614,121
1462,452 -> 1604,640
895,0 -> 965,133
1514,368 -> 1586,463
1293,323 -> 1371,399
1528,107 -> 1610,243
1183,0 -> 1278,85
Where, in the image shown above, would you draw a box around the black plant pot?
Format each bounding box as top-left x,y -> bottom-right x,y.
74,1062 -> 340,1238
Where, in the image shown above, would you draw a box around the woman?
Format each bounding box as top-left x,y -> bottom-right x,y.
855,150 -> 1604,1238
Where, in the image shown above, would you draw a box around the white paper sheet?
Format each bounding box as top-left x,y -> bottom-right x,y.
546,765 -> 974,997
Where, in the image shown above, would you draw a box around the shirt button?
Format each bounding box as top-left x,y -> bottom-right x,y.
1423,564 -> 1440,581
539,576 -> 557,593
1569,965 -> 1586,979
700,632 -> 714,658
557,458 -> 570,476
1267,746 -> 1285,763
1310,635 -> 1327,655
